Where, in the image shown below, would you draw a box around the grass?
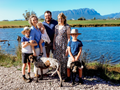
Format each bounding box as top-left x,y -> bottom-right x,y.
0,20 -> 43,28
0,53 -> 21,67
81,51 -> 120,84
0,45 -> 22,67
68,19 -> 120,24
0,21 -> 29,26
0,45 -> 34,71
0,19 -> 120,28
84,63 -> 120,84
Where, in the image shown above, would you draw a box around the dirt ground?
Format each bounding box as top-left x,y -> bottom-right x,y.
0,66 -> 120,90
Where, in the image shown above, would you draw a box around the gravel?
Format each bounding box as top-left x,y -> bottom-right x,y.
0,66 -> 120,90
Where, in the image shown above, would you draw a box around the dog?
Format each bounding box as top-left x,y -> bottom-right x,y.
70,60 -> 84,85
29,55 -> 63,87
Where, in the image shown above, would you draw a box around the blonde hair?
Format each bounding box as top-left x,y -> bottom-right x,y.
37,21 -> 45,33
37,21 -> 44,28
37,21 -> 43,26
28,15 -> 38,26
58,13 -> 67,25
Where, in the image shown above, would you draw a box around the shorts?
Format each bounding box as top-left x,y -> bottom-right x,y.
67,56 -> 80,68
45,42 -> 53,54
22,53 -> 33,63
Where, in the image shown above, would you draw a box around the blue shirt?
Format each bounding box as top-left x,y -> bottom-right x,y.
29,26 -> 45,49
42,19 -> 58,43
21,36 -> 30,42
67,40 -> 83,57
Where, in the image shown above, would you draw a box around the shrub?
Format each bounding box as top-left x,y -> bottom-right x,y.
15,43 -> 22,61
78,17 -> 86,20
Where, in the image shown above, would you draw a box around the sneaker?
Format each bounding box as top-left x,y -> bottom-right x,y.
27,73 -> 32,80
64,77 -> 71,82
27,78 -> 32,83
22,77 -> 28,82
79,78 -> 84,84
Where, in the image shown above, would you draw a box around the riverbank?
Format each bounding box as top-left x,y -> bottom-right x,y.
0,19 -> 120,28
0,49 -> 120,84
1,24 -> 120,28
0,66 -> 120,90
0,48 -> 120,90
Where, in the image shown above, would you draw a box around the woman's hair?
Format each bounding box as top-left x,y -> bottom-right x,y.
28,15 -> 38,26
58,13 -> 67,25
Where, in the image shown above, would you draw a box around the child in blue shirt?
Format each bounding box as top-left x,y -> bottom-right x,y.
64,29 -> 84,84
21,27 -> 37,82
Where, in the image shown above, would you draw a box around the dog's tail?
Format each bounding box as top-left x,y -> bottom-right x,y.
51,63 -> 60,76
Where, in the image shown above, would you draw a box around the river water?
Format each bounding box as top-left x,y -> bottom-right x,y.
0,27 -> 120,64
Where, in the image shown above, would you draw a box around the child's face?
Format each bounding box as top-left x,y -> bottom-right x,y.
58,16 -> 65,25
37,23 -> 43,29
24,30 -> 30,37
71,34 -> 78,39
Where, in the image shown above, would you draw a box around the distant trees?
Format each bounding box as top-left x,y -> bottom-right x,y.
23,10 -> 36,21
39,17 -> 44,20
2,20 -> 9,21
93,17 -> 96,20
78,17 -> 86,20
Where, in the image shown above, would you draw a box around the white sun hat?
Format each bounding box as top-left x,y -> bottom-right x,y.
69,29 -> 81,35
21,27 -> 31,35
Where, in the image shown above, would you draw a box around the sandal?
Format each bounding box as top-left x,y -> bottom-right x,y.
39,52 -> 43,57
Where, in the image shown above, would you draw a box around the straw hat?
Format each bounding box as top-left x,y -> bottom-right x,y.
69,29 -> 81,35
21,27 -> 31,35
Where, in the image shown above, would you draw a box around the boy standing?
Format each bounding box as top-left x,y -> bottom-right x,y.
64,29 -> 84,84
21,27 -> 37,82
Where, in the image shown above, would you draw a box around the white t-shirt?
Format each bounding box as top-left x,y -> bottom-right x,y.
22,44 -> 32,53
21,36 -> 32,53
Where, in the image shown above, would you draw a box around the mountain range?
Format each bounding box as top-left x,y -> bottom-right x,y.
39,8 -> 120,20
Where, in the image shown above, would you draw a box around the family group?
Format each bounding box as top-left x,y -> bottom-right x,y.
21,11 -> 84,84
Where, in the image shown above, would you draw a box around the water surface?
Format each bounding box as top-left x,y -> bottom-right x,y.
0,27 -> 120,64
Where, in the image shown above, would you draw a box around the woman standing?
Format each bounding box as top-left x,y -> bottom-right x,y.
28,15 -> 48,76
53,13 -> 70,77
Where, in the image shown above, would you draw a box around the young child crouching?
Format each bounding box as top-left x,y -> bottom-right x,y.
64,29 -> 84,84
21,27 -> 37,82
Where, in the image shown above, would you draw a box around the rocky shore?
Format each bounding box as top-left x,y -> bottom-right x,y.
0,66 -> 120,90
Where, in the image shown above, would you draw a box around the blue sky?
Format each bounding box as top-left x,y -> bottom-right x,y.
0,0 -> 120,21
